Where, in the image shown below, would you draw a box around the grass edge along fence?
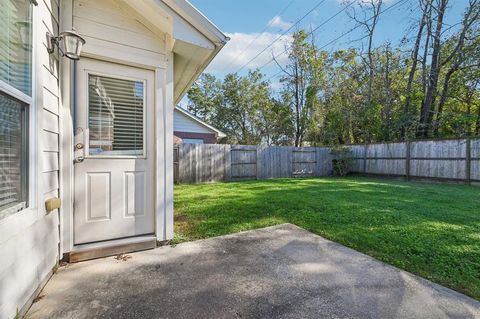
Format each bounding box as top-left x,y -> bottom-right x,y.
173,137 -> 480,184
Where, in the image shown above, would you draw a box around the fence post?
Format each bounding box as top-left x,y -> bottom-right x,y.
225,144 -> 231,181
363,143 -> 368,173
255,145 -> 260,180
405,140 -> 411,181
466,137 -> 471,185
173,145 -> 179,184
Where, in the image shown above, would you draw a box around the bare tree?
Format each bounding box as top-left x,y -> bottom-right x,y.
350,0 -> 384,110
434,0 -> 480,135
402,0 -> 431,139
418,0 -> 449,137
275,31 -> 310,146
382,44 -> 394,141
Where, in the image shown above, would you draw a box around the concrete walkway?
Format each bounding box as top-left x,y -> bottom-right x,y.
27,224 -> 480,319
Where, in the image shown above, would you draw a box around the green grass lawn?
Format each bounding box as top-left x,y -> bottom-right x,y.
174,177 -> 480,300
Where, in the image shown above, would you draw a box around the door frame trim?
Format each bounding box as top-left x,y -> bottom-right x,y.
59,0 -> 174,254
73,58 -> 156,245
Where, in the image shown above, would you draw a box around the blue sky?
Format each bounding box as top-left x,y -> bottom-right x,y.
188,0 -> 466,89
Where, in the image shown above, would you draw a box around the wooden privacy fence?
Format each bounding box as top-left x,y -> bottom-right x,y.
348,138 -> 480,183
173,144 -> 334,184
174,137 -> 480,184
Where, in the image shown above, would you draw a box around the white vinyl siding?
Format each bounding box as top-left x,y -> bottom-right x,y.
73,0 -> 166,67
174,109 -> 213,134
39,0 -> 60,209
0,0 -> 61,318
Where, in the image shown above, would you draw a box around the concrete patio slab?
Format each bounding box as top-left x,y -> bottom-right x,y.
26,224 -> 480,319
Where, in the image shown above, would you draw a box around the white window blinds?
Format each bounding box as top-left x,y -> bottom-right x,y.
0,93 -> 28,219
0,0 -> 33,96
88,75 -> 145,156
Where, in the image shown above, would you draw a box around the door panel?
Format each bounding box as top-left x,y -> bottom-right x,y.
124,171 -> 146,217
74,58 -> 155,245
86,172 -> 111,221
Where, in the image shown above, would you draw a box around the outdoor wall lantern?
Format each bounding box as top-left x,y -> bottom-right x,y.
47,28 -> 86,60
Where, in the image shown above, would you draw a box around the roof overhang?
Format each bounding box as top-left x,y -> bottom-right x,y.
119,0 -> 229,104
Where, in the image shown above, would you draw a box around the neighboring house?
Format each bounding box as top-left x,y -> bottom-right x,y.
174,107 -> 226,144
0,1 -> 227,318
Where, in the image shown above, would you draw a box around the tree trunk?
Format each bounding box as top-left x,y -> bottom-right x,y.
433,1 -> 479,136
434,66 -> 457,136
476,105 -> 480,135
366,0 -> 382,109
402,0 -> 429,139
476,91 -> 480,135
294,62 -> 301,147
418,0 -> 448,138
383,45 -> 393,141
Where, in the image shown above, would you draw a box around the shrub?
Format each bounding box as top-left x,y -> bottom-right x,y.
330,146 -> 353,176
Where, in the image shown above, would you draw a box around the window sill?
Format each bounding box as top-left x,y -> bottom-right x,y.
0,203 -> 28,220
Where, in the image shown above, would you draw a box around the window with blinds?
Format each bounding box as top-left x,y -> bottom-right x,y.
0,93 -> 28,219
0,0 -> 33,96
0,0 -> 31,219
88,75 -> 145,156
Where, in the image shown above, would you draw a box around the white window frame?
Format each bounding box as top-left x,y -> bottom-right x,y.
84,70 -> 147,159
0,0 -> 38,230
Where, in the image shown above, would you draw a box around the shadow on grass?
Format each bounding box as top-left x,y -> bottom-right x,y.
174,177 -> 480,299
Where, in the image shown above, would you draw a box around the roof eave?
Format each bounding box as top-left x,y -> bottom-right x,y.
163,0 -> 229,103
174,42 -> 225,103
161,0 -> 230,46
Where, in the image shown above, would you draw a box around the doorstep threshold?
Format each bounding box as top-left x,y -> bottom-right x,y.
68,235 -> 157,263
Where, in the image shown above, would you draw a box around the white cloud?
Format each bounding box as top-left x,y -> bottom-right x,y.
268,15 -> 293,31
205,32 -> 293,74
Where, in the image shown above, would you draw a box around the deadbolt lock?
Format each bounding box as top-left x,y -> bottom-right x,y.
75,143 -> 84,150
74,156 -> 85,164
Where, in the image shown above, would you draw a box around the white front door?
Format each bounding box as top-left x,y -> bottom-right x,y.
74,58 -> 155,245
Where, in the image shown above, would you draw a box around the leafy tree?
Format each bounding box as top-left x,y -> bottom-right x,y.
184,1 -> 480,146
187,73 -> 222,122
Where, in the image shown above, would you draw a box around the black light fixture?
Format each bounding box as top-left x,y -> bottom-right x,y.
47,28 -> 86,60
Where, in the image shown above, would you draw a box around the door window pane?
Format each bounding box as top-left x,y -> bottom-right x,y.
0,92 -> 28,219
0,0 -> 33,96
88,75 -> 144,156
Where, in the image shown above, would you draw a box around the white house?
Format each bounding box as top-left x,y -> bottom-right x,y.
0,0 -> 227,318
174,106 -> 226,144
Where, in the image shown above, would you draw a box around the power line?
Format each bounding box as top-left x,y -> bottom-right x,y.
261,0 -> 409,72
258,0 -> 356,71
266,70 -> 283,82
231,0 -> 295,65
235,0 -> 328,73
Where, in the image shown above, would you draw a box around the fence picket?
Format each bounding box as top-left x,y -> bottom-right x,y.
174,138 -> 480,184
